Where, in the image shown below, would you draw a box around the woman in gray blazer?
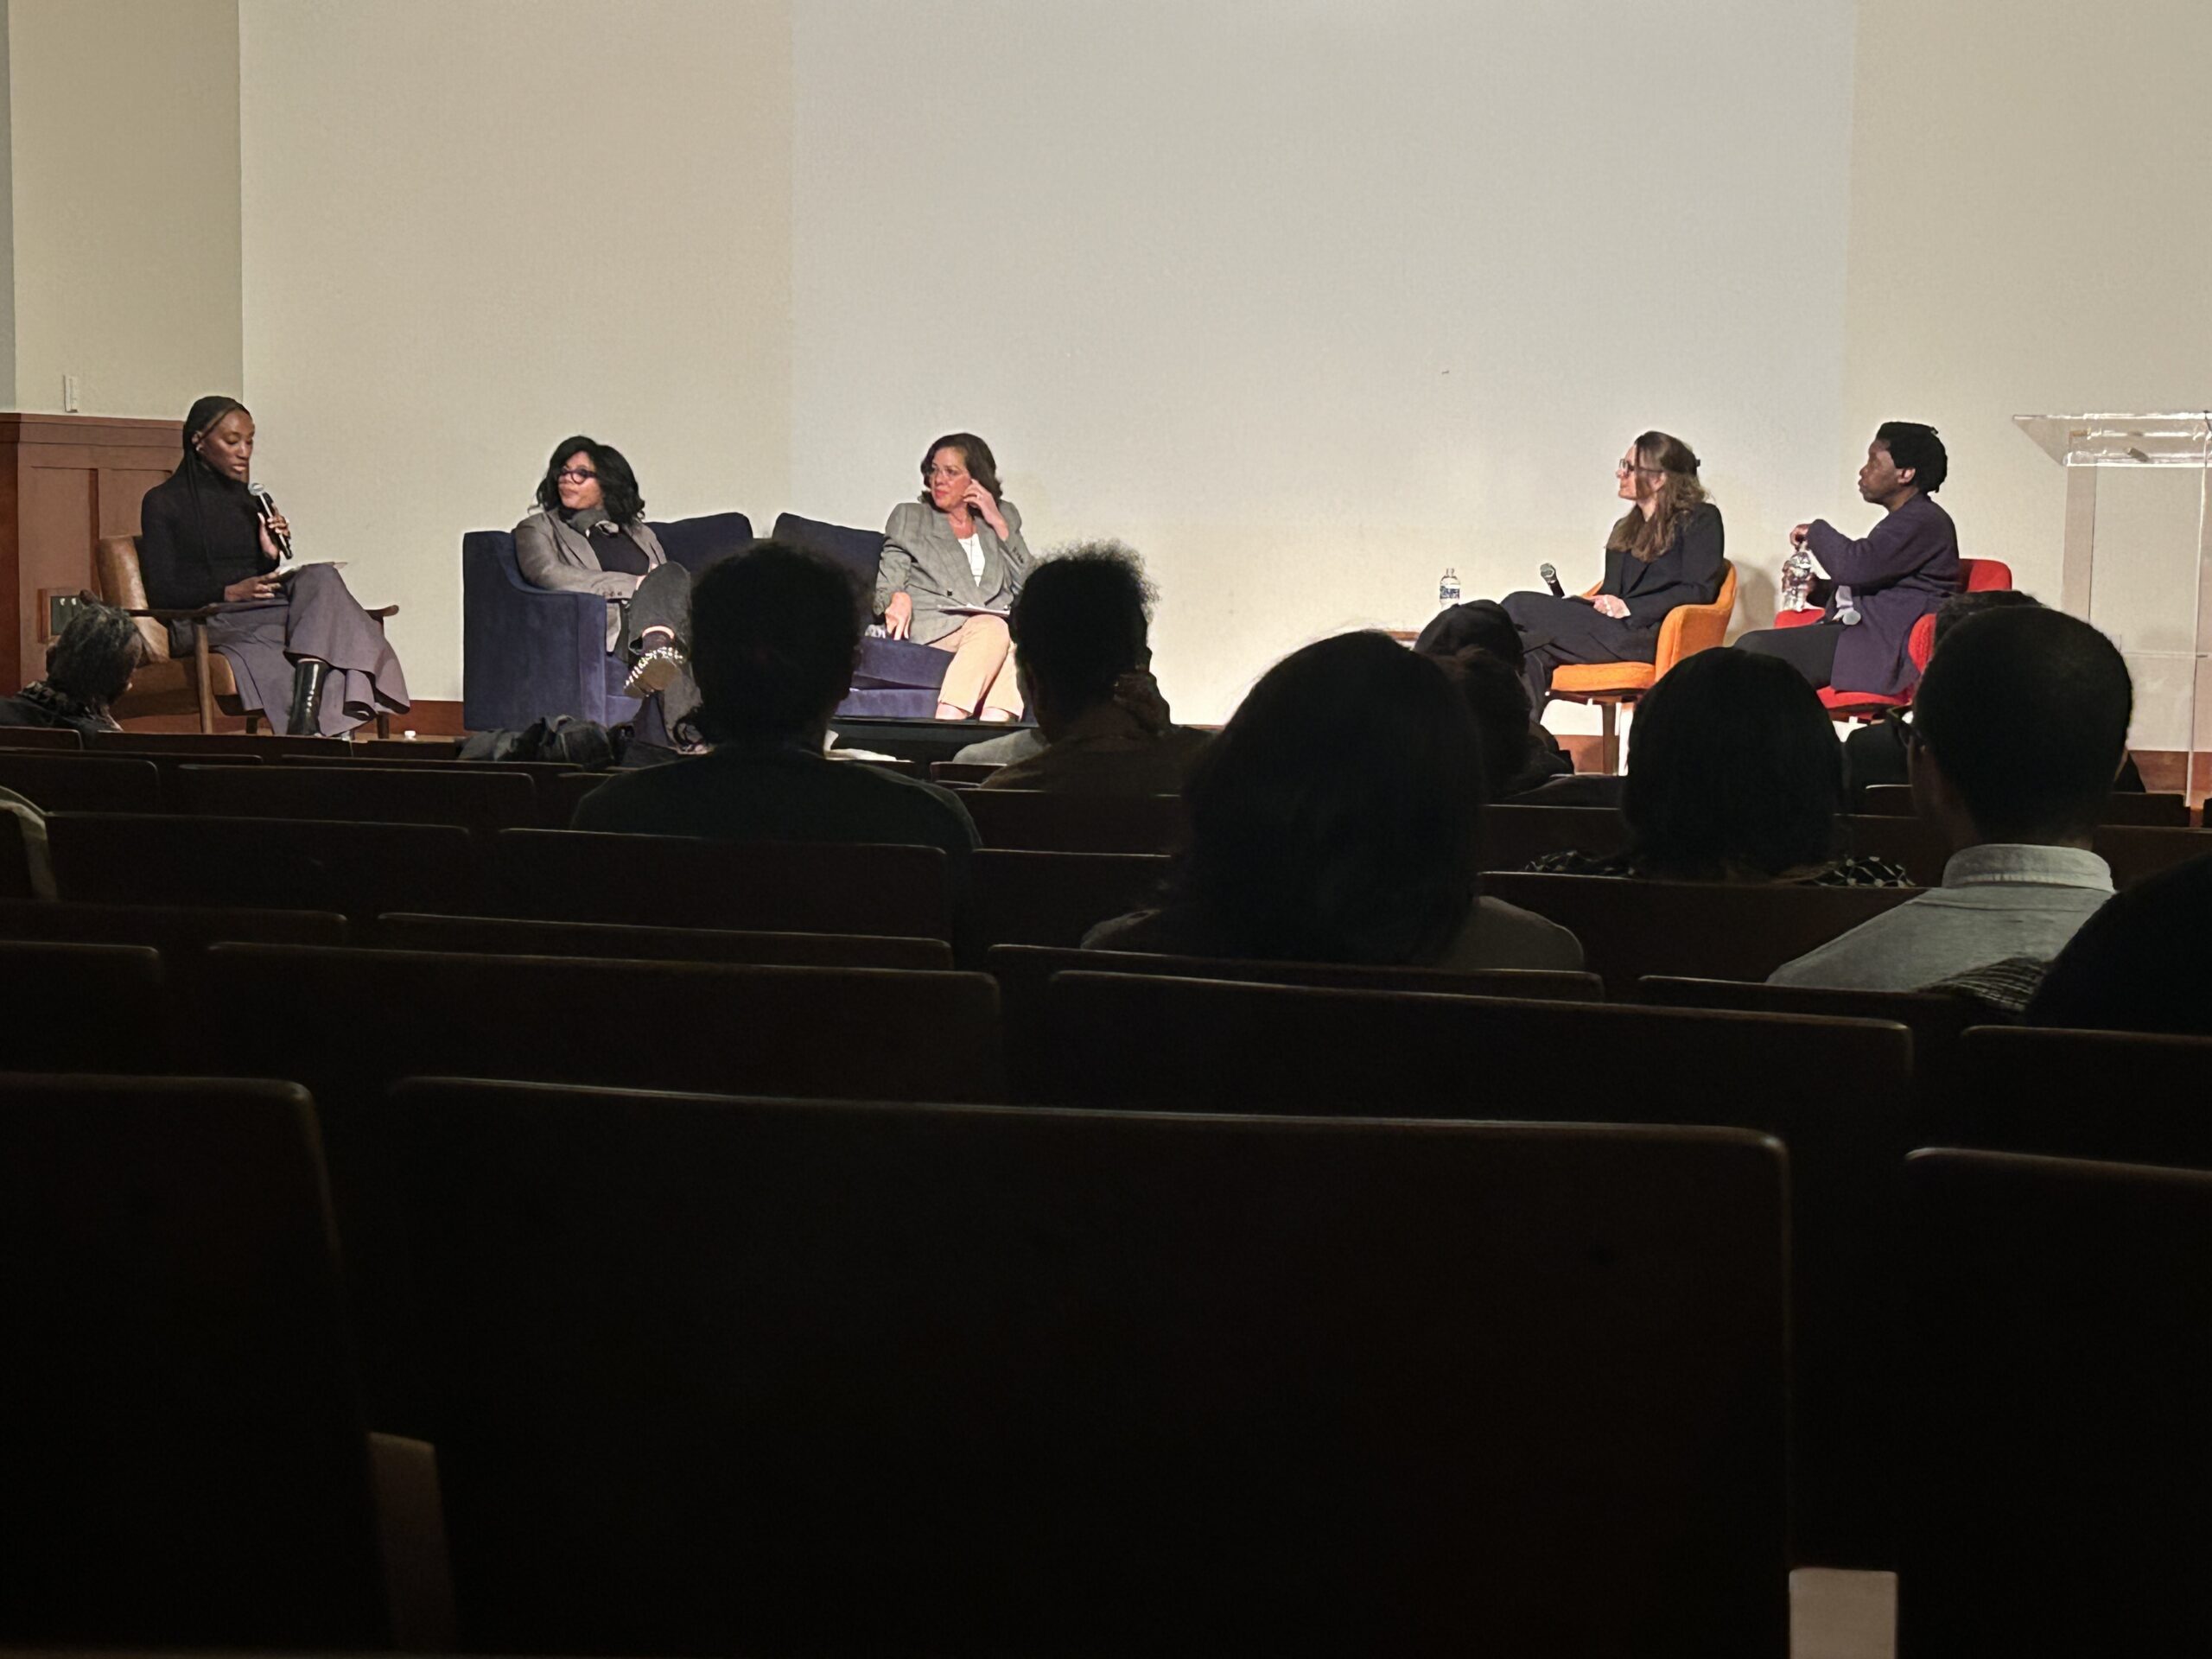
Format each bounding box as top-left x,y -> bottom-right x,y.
877,432 -> 1034,721
513,435 -> 697,734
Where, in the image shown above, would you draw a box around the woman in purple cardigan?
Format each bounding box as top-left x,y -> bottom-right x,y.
1737,422 -> 1961,696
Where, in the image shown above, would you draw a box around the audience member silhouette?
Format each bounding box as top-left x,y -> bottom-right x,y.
1084,630 -> 1581,969
1770,606 -> 2131,988
0,601 -> 144,736
2025,851 -> 2212,1035
572,541 -> 978,880
982,541 -> 1211,795
1527,648 -> 1905,885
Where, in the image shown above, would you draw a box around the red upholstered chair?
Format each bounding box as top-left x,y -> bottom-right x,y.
1776,556 -> 2013,722
1548,561 -> 1738,773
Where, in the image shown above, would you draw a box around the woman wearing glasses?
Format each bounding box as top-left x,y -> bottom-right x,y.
1489,431 -> 1726,712
513,435 -> 697,739
137,394 -> 410,735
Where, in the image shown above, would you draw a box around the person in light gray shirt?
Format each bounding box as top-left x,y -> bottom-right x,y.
1770,606 -> 2132,990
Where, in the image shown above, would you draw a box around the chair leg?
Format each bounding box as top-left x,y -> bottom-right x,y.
376,712 -> 391,740
191,625 -> 217,734
245,713 -> 261,734
1599,702 -> 1620,775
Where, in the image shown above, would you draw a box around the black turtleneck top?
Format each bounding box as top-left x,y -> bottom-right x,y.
137,459 -> 276,610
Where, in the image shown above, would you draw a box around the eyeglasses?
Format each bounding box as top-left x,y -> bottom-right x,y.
556,467 -> 598,483
1616,461 -> 1662,477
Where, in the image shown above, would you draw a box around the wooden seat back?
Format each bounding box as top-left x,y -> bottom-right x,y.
487,829 -> 953,939
376,911 -> 952,969
0,753 -> 162,813
45,812 -> 478,918
1044,970 -> 1913,1567
0,723 -> 85,750
0,940 -> 166,1071
1475,804 -> 1631,869
1863,782 -> 2191,826
958,787 -> 1190,853
1929,1026 -> 2212,1169
391,1078 -> 1789,1656
1479,872 -> 1919,995
969,848 -> 1171,950
1901,1149 -> 2212,1655
174,762 -> 537,833
0,1073 -> 388,1647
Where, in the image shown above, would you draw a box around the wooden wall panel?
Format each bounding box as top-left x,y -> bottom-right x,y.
0,414 -> 180,689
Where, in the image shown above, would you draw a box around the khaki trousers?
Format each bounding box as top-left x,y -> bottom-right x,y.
930,613 -> 1021,717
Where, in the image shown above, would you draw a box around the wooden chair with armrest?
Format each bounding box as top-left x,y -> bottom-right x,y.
1547,561 -> 1738,774
93,534 -> 397,735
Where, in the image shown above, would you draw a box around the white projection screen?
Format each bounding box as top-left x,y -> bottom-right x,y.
791,0 -> 1859,721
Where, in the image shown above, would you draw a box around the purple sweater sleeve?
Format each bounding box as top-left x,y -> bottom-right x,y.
1805,498 -> 1952,591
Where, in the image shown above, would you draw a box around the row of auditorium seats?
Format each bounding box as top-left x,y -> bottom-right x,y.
8,743 -> 2211,881
6,894 -> 2210,1574
7,1058 -> 2203,1656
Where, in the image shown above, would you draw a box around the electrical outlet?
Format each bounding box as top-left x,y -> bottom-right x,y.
62,374 -> 80,413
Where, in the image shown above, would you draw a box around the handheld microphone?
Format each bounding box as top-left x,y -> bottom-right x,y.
248,482 -> 292,560
1540,563 -> 1564,598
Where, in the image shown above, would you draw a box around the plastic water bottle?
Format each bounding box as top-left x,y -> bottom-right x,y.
1438,567 -> 1461,607
1781,546 -> 1815,611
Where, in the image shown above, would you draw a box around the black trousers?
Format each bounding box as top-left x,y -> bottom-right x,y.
622,562 -> 700,731
1736,621 -> 1843,689
1499,591 -> 1653,710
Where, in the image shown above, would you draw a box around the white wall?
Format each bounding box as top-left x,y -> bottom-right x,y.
1841,0 -> 2212,751
791,0 -> 1859,722
7,0 -> 241,416
238,0 -> 791,702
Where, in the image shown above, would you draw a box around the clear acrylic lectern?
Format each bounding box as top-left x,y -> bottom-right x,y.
2016,411 -> 2212,799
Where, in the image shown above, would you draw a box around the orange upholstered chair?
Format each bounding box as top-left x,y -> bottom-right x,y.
1548,561 -> 1737,773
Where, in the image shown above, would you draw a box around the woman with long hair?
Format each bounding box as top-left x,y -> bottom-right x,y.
1491,430 -> 1726,712
1084,630 -> 1582,969
136,395 -> 410,734
512,435 -> 698,741
877,432 -> 1034,721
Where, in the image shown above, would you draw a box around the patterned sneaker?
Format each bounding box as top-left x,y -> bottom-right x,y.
624,642 -> 686,696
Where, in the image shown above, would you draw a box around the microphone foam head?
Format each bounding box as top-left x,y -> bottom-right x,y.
1539,563 -> 1557,580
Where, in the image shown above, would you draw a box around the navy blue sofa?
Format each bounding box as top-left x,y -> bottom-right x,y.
461,511 -> 952,732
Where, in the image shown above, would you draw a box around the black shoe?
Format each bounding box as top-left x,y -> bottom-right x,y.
286,661 -> 329,735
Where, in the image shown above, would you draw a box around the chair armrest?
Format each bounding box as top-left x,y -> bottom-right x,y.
365,1432 -> 455,1651
120,605 -> 220,622
1652,577 -> 1738,676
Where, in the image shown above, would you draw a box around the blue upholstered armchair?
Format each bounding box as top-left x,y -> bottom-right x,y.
771,512 -> 953,718
461,509 -> 954,731
461,512 -> 753,733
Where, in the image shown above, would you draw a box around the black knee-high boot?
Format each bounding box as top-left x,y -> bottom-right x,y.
285,661 -> 329,735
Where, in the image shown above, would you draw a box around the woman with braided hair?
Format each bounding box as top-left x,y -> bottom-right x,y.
136,394 -> 409,734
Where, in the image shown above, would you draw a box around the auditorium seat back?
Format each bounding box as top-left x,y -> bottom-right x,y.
989,943 -> 1603,1098
1478,872 -> 1920,995
173,762 -> 538,833
0,1074 -> 391,1647
46,813 -> 478,918
0,722 -> 84,750
486,829 -> 955,938
1474,803 -> 1631,870
1862,782 -> 2191,827
376,911 -> 953,969
0,940 -> 166,1072
957,787 -> 1189,853
87,728 -> 351,759
0,753 -> 162,813
1643,975 -> 1980,1093
1929,1026 -> 2212,1169
970,848 -> 1171,953
1901,1149 -> 2212,1656
2093,824 -> 2212,890
1044,970 -> 1912,1567
391,1078 -> 1789,1656
204,943 -> 1004,1426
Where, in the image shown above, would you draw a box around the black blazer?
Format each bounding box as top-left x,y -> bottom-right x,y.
1599,502 -> 1726,632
